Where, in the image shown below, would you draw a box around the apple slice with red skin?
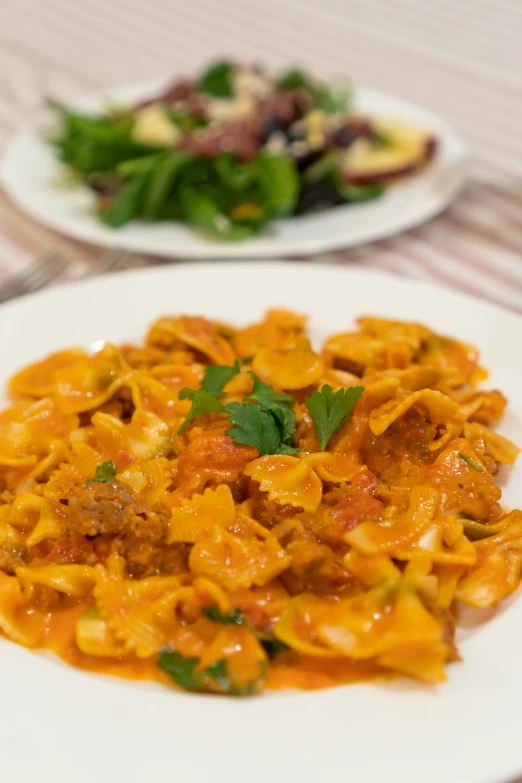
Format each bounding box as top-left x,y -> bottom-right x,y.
342,119 -> 437,185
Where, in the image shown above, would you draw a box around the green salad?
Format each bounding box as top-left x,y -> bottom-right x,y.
49,60 -> 436,240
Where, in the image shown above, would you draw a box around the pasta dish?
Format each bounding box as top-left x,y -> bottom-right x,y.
0,310 -> 520,696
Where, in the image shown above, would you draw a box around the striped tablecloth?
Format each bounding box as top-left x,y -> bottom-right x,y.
0,0 -> 521,316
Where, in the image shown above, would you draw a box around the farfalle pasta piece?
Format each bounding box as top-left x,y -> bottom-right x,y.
16,565 -> 97,598
92,409 -> 171,462
357,316 -> 432,350
9,349 -> 87,398
117,457 -> 173,505
75,606 -> 128,658
53,344 -> 133,414
6,493 -> 63,547
147,316 -> 236,365
189,531 -> 289,589
463,422 -> 520,465
323,333 -> 413,375
94,571 -> 187,657
0,398 -> 78,468
245,455 -> 323,512
245,453 -> 364,513
0,572 -> 46,646
233,308 -> 306,358
168,485 -> 236,544
456,510 -> 522,608
252,334 -> 324,390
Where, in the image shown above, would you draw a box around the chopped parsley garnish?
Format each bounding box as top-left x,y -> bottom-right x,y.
200,359 -> 241,397
305,384 -> 364,451
158,648 -> 266,696
177,389 -> 225,434
459,453 -> 484,473
86,460 -> 117,484
178,372 -> 299,455
224,402 -> 283,455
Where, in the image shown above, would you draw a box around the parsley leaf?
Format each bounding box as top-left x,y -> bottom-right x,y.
245,373 -> 295,408
224,402 -> 282,455
202,606 -> 245,625
158,648 -> 265,696
177,388 -> 225,434
305,384 -> 364,451
86,460 -> 117,484
459,453 -> 484,473
201,359 -> 241,397
245,373 -> 297,452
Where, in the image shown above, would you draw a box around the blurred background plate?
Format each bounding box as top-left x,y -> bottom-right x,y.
0,79 -> 467,259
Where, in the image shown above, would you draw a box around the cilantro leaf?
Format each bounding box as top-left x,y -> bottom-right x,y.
86,460 -> 117,484
158,648 -> 265,696
224,402 -> 281,455
245,373 -> 295,408
178,388 -> 225,434
202,606 -> 245,625
459,453 -> 484,473
200,359 -> 241,397
305,384 -> 364,451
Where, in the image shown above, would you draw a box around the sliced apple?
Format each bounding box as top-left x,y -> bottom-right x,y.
132,104 -> 181,147
342,119 -> 437,185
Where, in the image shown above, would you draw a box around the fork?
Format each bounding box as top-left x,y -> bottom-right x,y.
0,249 -> 148,305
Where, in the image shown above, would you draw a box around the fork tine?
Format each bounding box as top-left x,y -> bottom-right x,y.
0,251 -> 69,304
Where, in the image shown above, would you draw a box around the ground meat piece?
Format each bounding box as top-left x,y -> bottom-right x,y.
177,426 -> 258,494
311,471 -> 385,544
181,120 -> 260,161
118,540 -> 191,578
136,78 -> 196,109
45,535 -> 96,566
66,482 -> 169,541
257,88 -> 313,138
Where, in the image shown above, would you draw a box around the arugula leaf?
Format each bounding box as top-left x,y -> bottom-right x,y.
203,606 -> 289,658
245,373 -> 295,408
86,460 -> 117,484
201,360 -> 241,397
202,606 -> 245,625
177,389 -> 225,434
157,649 -> 202,690
305,385 -> 364,451
224,402 -> 282,455
158,648 -> 265,696
275,69 -> 311,92
459,453 -> 484,473
199,60 -> 234,97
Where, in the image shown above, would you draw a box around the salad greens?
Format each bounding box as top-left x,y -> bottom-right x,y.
48,60 -> 432,239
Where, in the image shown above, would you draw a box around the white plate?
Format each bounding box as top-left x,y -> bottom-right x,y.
0,263 -> 521,783
0,79 -> 467,258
